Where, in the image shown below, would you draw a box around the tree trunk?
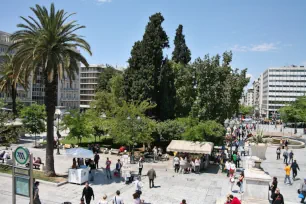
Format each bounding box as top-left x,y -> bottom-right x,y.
44,73 -> 57,176
11,85 -> 17,117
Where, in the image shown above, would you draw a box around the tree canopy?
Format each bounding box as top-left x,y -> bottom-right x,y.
172,24 -> 191,65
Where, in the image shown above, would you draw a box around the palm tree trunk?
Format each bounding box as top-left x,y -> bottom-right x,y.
11,85 -> 17,116
44,72 -> 57,176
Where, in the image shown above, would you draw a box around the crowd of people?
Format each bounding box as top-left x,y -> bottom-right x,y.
172,153 -> 205,174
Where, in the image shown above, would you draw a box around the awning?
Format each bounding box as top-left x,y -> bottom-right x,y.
166,140 -> 214,154
65,148 -> 94,158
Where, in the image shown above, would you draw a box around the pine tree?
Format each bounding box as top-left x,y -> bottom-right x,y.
172,25 -> 191,65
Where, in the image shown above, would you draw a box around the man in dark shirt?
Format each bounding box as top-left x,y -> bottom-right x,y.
147,168 -> 156,188
272,188 -> 284,204
291,160 -> 300,180
94,152 -> 100,169
82,182 -> 94,204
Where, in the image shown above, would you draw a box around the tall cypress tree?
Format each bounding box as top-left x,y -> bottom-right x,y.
159,58 -> 176,120
124,13 -> 169,119
172,25 -> 191,65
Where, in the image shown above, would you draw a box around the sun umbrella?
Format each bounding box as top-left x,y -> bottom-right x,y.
65,148 -> 94,158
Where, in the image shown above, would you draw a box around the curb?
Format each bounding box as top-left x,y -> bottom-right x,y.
0,172 -> 68,187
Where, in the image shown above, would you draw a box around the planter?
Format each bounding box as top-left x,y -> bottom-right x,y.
250,143 -> 267,160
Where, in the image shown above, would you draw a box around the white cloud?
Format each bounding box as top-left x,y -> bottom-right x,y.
246,73 -> 253,79
97,0 -> 112,2
230,43 -> 278,52
250,43 -> 277,52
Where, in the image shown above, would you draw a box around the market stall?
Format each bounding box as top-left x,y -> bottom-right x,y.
65,148 -> 94,185
166,140 -> 214,169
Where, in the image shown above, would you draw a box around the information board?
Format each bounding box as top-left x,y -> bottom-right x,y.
15,176 -> 30,197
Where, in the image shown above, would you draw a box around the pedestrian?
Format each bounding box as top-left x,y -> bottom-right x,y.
271,188 -> 284,204
133,176 -> 143,197
33,181 -> 41,204
105,157 -> 112,179
299,178 -> 306,203
232,152 -> 237,168
285,139 -> 289,147
283,150 -> 288,164
194,157 -> 200,174
229,194 -> 241,204
289,150 -> 294,164
173,154 -> 180,173
80,197 -> 85,204
153,146 -> 157,162
291,160 -> 300,180
229,163 -> 236,178
112,190 -> 124,204
270,177 -> 278,199
138,157 -> 144,176
276,147 -> 281,160
236,153 -> 241,168
229,174 -> 235,192
238,171 -> 244,193
89,160 -> 96,181
180,199 -> 187,204
284,163 -> 292,185
97,194 -> 108,204
225,160 -> 230,177
94,152 -> 100,169
147,167 -> 156,188
82,182 -> 94,204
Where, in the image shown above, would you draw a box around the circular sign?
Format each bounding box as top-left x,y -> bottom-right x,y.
14,146 -> 29,165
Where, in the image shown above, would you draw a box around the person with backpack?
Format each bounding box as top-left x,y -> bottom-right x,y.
299,178 -> 306,203
271,188 -> 284,204
291,160 -> 300,180
283,150 -> 288,164
112,190 -> 124,204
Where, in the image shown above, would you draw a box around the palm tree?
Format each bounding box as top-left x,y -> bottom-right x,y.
0,54 -> 26,116
10,3 -> 91,176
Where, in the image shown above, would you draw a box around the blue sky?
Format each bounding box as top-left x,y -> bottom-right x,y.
1,0 -> 306,85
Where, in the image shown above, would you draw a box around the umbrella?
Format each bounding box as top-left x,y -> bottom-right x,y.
65,148 -> 94,158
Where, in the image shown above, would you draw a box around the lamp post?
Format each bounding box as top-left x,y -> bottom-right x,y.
55,109 -> 61,155
127,115 -> 141,164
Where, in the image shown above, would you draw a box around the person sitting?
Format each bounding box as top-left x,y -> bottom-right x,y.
34,157 -> 42,164
119,146 -> 126,153
2,151 -> 10,161
0,151 -> 5,158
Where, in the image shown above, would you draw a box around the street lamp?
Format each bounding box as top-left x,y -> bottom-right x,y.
55,109 -> 61,155
127,115 -> 141,164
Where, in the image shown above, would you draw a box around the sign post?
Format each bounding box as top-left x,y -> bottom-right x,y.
12,146 -> 33,204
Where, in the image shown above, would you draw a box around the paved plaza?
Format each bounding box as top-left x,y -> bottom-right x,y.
0,131 -> 305,203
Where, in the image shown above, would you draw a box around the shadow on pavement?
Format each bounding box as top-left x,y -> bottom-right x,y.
203,164 -> 220,174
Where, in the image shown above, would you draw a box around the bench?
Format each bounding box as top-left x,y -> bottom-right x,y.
64,144 -> 71,149
110,149 -> 119,155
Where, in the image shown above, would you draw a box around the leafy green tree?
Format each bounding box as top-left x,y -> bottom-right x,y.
279,96 -> 306,123
159,58 -> 176,120
172,24 -> 191,65
109,100 -> 156,146
96,65 -> 121,92
0,100 -> 21,144
239,105 -> 254,116
10,3 -> 92,176
124,13 -> 169,119
172,62 -> 196,117
182,120 -> 225,145
20,103 -> 46,147
0,54 -> 26,116
156,120 -> 184,141
109,74 -> 125,104
62,110 -> 92,144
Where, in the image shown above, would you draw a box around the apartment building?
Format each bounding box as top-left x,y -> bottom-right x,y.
245,88 -> 254,106
80,64 -> 106,108
0,30 -> 80,109
261,65 -> 306,118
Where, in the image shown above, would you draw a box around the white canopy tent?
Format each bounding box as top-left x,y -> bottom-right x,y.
65,148 -> 94,158
166,140 -> 214,154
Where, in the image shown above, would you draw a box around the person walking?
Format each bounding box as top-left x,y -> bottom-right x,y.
133,176 -> 143,197
112,190 -> 124,204
94,152 -> 100,169
236,153 -> 241,168
153,146 -> 157,162
276,147 -> 281,160
173,155 -> 180,173
33,181 -> 41,204
270,177 -> 278,198
238,171 -> 244,193
82,182 -> 94,204
299,178 -> 306,203
225,160 -> 230,177
284,163 -> 292,185
194,157 -> 200,174
115,159 -> 122,177
289,150 -> 294,164
180,199 -> 187,204
105,157 -> 112,179
147,168 -> 156,188
283,150 -> 288,164
271,188 -> 284,204
97,195 -> 108,204
138,157 -> 144,176
89,160 -> 96,181
291,160 -> 300,180
232,152 -> 237,168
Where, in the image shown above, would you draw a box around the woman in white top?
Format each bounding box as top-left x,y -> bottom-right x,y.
194,157 -> 200,174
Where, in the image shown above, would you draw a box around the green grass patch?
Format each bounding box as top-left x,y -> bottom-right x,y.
0,164 -> 67,183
